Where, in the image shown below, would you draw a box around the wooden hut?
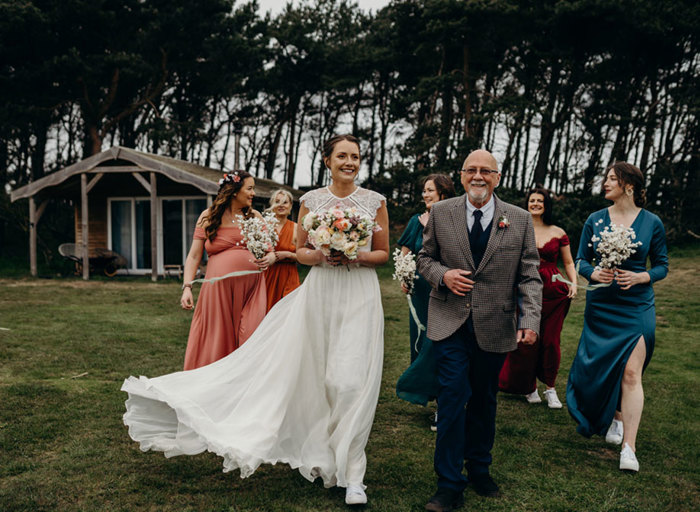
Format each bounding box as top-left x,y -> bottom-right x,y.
10,146 -> 302,280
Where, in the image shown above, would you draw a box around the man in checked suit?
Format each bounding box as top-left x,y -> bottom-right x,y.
417,149 -> 542,512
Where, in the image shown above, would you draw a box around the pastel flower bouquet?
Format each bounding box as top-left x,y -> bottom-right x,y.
235,212 -> 279,259
302,204 -> 377,260
589,220 -> 642,271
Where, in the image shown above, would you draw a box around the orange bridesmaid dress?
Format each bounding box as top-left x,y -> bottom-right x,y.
183,226 -> 267,370
264,220 -> 300,311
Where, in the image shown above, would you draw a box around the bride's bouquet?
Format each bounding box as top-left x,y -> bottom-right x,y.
392,248 -> 418,294
235,212 -> 279,259
590,220 -> 642,271
302,204 -> 377,260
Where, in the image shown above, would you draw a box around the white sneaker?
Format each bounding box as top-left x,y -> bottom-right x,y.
543,388 -> 562,409
605,419 -> 624,445
345,484 -> 367,505
620,443 -> 639,472
525,389 -> 542,403
430,411 -> 438,432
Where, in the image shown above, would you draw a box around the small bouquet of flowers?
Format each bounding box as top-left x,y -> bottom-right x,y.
235,212 -> 279,259
392,248 -> 418,294
302,204 -> 377,260
590,220 -> 642,271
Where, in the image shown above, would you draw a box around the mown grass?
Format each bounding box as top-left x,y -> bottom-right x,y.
0,253 -> 698,511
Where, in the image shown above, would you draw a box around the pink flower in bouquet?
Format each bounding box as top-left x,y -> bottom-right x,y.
333,218 -> 351,231
331,207 -> 345,220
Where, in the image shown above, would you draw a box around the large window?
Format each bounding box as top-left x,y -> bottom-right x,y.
162,198 -> 207,267
109,197 -> 207,271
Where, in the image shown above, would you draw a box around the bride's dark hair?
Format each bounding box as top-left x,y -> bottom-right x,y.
204,170 -> 253,241
322,134 -> 360,163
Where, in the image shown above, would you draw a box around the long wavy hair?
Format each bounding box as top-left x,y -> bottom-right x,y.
607,161 -> 647,207
526,187 -> 553,225
204,170 -> 254,241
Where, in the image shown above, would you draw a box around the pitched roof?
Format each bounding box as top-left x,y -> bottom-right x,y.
11,146 -> 302,202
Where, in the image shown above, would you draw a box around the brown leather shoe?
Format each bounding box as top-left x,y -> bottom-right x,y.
425,488 -> 464,511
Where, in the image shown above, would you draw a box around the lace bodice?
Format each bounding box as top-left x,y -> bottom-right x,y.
300,187 -> 385,219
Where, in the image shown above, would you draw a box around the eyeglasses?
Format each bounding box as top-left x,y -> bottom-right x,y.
460,168 -> 499,176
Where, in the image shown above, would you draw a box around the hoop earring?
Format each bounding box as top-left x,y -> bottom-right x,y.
626,188 -> 633,196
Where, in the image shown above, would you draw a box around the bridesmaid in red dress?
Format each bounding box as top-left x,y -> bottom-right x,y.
179,170 -> 269,370
499,188 -> 577,408
259,189 -> 300,311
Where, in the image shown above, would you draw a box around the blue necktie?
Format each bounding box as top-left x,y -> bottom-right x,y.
470,209 -> 483,248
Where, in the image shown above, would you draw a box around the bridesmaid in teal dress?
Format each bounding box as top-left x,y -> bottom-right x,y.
567,162 -> 668,473
396,174 -> 455,418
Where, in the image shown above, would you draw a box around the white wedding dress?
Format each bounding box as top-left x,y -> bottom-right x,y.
122,186 -> 386,488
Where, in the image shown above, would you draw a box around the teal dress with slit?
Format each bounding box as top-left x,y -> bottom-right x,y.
395,214 -> 439,405
566,208 -> 668,437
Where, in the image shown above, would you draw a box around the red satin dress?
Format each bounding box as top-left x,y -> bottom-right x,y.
183,226 -> 267,370
499,235 -> 572,393
264,220 -> 300,311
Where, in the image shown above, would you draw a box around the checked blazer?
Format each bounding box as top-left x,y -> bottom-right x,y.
416,194 -> 542,353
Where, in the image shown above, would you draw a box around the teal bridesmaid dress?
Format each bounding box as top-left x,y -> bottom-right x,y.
567,208 -> 668,437
396,214 -> 439,405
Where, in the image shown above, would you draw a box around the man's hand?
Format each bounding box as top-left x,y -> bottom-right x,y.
517,328 -> 537,345
443,269 -> 474,296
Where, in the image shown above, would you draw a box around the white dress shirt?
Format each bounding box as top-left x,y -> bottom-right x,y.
466,195 -> 495,232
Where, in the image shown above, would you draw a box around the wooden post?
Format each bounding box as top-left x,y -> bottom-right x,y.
81,173 -> 89,280
29,197 -> 37,277
150,172 -> 158,282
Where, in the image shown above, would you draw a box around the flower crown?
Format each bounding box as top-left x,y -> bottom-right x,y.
218,171 -> 241,187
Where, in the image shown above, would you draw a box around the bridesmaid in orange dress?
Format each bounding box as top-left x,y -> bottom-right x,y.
179,170 -> 269,370
260,189 -> 300,311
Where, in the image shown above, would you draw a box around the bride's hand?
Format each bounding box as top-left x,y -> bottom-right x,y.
326,250 -> 350,266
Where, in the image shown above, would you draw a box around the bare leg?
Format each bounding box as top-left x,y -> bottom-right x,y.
620,336 -> 646,451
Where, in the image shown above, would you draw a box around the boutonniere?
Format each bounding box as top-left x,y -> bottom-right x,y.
497,215 -> 510,229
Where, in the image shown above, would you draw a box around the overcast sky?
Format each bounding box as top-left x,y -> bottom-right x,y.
255,0 -> 390,16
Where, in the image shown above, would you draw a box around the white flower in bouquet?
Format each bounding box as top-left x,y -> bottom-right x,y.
589,221 -> 642,271
392,248 -> 418,294
302,204 -> 378,260
235,213 -> 278,260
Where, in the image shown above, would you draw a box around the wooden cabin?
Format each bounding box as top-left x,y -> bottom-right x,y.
10,146 -> 302,280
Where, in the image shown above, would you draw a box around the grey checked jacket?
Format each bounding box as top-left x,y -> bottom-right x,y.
416,194 -> 542,353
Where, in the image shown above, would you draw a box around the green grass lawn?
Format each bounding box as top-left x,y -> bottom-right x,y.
1,254 -> 698,511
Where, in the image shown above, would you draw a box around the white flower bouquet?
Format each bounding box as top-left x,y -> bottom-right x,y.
392,248 -> 418,294
235,212 -> 279,259
302,204 -> 377,260
589,220 -> 642,271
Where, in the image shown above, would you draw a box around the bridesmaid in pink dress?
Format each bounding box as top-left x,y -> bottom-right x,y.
499,188 -> 577,408
179,170 -> 268,370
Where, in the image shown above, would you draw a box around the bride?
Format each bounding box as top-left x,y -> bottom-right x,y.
122,134 -> 389,506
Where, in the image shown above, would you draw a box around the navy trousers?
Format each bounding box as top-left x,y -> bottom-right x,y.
433,316 -> 507,491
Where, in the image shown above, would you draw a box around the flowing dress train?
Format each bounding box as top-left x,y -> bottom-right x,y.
122,186 -> 386,488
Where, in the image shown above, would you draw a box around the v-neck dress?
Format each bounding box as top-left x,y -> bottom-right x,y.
566,208 -> 668,437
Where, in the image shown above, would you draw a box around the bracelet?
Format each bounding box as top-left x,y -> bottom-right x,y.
182,283 -> 192,290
